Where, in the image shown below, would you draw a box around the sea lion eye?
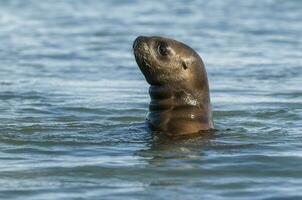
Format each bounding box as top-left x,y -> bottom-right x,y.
158,42 -> 168,56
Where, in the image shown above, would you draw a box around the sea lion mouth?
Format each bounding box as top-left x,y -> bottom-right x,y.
134,48 -> 152,70
134,47 -> 152,72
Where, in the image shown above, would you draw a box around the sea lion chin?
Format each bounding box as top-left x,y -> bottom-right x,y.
133,35 -> 214,136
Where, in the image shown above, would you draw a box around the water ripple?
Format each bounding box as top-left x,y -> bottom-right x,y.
0,0 -> 301,199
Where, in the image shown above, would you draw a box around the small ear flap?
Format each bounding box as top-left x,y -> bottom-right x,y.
181,60 -> 188,70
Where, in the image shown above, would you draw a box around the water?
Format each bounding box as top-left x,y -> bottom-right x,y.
0,0 -> 301,199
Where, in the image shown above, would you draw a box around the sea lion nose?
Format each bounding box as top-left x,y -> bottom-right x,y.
133,36 -> 145,49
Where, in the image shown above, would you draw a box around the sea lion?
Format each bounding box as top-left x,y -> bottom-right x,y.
133,36 -> 214,136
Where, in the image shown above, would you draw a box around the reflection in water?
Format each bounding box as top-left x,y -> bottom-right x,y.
137,130 -> 216,166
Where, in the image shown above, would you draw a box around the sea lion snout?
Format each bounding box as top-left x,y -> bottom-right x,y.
133,36 -> 143,49
133,36 -> 148,50
133,37 -> 139,49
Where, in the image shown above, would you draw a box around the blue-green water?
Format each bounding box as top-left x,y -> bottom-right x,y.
0,0 -> 301,199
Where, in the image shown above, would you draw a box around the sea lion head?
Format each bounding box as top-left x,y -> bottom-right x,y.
133,36 -> 208,92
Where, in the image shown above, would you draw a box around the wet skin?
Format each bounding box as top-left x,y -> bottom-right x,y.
133,36 -> 213,136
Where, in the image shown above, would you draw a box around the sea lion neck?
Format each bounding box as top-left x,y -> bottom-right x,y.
147,84 -> 213,135
149,85 -> 172,100
148,84 -> 202,110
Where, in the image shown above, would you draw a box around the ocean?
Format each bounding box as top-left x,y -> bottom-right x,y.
0,0 -> 301,199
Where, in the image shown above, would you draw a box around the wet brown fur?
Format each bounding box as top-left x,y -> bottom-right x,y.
133,36 -> 214,135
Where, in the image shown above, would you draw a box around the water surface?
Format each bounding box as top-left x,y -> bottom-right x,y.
0,0 -> 302,199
